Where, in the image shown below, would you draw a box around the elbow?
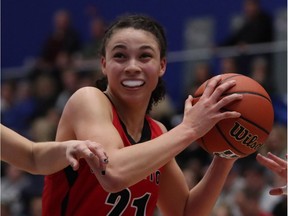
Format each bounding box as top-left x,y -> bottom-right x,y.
98,168 -> 131,193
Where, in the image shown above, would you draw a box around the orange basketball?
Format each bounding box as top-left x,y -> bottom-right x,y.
192,73 -> 274,158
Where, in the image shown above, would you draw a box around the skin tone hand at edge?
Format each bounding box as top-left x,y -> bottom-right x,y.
0,124 -> 108,175
257,152 -> 287,195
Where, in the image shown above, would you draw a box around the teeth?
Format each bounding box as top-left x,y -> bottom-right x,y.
122,80 -> 144,87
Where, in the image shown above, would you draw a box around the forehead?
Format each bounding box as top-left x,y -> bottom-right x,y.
107,28 -> 159,48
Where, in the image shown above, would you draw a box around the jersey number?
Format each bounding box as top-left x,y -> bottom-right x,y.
106,189 -> 151,216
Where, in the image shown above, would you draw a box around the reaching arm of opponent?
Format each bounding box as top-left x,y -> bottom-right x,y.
0,124 -> 108,175
257,152 -> 287,195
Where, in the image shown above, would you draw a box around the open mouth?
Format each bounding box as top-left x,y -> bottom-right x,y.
121,80 -> 145,88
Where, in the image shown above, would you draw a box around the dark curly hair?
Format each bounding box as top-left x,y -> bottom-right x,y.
95,14 -> 167,114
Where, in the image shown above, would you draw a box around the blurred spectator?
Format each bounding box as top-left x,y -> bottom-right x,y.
214,164 -> 244,216
1,80 -> 16,111
150,94 -> 176,130
29,107 -> 59,142
188,62 -> 213,95
259,123 -> 287,159
29,196 -> 42,216
235,186 -> 273,216
220,0 -> 274,76
182,157 -> 206,184
21,175 -> 44,216
1,80 -> 37,137
222,0 -> 273,46
182,167 -> 198,190
1,164 -> 30,216
81,17 -> 106,59
271,95 -> 287,126
240,163 -> 282,214
219,57 -> 239,74
250,56 -> 276,94
39,9 -> 81,66
31,73 -> 60,118
77,70 -> 98,88
176,144 -> 211,171
55,68 -> 79,113
212,202 -> 234,216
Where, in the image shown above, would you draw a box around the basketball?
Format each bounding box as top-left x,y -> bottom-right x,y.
192,73 -> 274,158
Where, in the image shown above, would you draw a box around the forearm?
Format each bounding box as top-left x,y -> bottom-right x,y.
31,141 -> 69,175
1,124 -> 70,174
184,156 -> 236,216
1,125 -> 35,171
102,123 -> 196,191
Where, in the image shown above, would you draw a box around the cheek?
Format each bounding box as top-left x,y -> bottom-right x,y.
104,60 -> 122,76
146,68 -> 161,89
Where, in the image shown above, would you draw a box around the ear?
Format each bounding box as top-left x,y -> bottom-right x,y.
101,57 -> 107,76
159,58 -> 167,77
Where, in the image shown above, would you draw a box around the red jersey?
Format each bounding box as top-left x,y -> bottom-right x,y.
42,105 -> 164,216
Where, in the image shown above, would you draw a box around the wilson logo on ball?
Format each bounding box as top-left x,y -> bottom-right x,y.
229,122 -> 263,150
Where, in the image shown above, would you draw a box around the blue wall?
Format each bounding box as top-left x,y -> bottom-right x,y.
2,0 -> 286,108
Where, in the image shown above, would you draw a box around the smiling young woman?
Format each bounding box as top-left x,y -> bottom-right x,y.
42,14 -> 243,216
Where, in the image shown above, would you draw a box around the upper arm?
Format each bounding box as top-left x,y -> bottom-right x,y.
57,87 -> 123,150
157,159 -> 189,216
56,87 -> 126,189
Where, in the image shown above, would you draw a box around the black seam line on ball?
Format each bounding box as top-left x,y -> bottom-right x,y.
221,107 -> 271,135
215,124 -> 246,155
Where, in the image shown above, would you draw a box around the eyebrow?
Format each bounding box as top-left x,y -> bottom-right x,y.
111,44 -> 156,52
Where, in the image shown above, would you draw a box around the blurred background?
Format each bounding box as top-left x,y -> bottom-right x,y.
1,0 -> 287,215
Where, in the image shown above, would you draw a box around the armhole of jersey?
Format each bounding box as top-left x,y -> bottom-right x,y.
147,118 -> 165,137
61,166 -> 78,216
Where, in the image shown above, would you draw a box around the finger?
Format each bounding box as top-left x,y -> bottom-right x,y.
269,186 -> 287,196
85,155 -> 101,175
88,143 -> 109,167
86,141 -> 108,173
67,156 -> 80,171
210,80 -> 237,101
185,95 -> 193,110
215,93 -> 243,110
256,153 -> 282,172
202,75 -> 222,97
216,110 -> 241,121
267,152 -> 287,168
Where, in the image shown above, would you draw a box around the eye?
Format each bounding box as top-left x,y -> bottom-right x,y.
113,52 -> 126,59
140,53 -> 152,59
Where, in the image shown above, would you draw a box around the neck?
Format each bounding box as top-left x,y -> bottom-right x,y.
105,91 -> 149,139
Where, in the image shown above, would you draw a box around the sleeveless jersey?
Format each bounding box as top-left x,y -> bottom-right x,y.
42,104 -> 164,216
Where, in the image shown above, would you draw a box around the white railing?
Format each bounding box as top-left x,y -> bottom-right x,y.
1,41 -> 287,80
167,41 -> 287,63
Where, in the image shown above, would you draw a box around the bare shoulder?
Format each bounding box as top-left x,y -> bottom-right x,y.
58,87 -> 113,140
61,87 -> 112,124
69,86 -> 107,103
66,87 -> 110,112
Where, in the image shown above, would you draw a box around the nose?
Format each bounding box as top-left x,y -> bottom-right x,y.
124,59 -> 141,74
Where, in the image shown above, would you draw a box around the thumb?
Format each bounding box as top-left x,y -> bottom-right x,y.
185,95 -> 193,110
69,157 -> 80,171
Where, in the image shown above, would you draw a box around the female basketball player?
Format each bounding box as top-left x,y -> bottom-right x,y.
257,152 -> 287,195
42,14 -> 243,216
1,124 -> 108,174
